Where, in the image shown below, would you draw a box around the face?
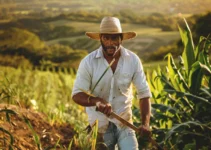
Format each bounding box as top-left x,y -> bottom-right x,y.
100,34 -> 122,57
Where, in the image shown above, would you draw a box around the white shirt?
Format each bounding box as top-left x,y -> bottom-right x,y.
72,45 -> 152,133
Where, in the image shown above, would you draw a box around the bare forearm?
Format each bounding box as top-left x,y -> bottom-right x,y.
139,97 -> 151,126
72,92 -> 98,106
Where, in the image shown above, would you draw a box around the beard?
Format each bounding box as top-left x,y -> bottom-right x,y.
101,42 -> 120,57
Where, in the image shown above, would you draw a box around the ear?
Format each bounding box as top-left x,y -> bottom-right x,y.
120,34 -> 123,40
119,36 -> 123,44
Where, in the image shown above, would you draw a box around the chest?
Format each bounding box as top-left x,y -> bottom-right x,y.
91,57 -> 134,88
90,59 -> 134,99
110,58 -> 119,73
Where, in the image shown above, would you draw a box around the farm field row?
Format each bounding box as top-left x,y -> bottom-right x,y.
45,20 -> 180,57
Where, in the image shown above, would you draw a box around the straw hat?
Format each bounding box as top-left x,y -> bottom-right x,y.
85,16 -> 136,41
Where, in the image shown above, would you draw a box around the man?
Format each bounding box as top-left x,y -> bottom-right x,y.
72,16 -> 151,150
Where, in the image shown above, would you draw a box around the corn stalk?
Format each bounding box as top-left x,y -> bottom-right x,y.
0,108 -> 17,150
145,18 -> 211,149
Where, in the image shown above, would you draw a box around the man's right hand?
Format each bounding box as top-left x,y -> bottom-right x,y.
138,125 -> 151,138
95,99 -> 112,117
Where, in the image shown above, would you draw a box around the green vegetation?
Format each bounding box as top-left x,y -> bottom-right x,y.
192,12 -> 211,42
0,28 -> 88,69
142,19 -> 211,149
0,6 -> 210,69
1,18 -> 210,149
0,12 -> 181,68
0,108 -> 16,150
0,66 -> 85,149
0,66 -> 106,149
1,0 -> 211,18
0,1 -> 211,149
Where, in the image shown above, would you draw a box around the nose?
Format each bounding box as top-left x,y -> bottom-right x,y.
107,38 -> 114,45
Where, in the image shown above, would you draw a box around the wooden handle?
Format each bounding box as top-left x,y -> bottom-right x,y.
95,103 -> 163,150
110,112 -> 139,132
110,112 -> 163,150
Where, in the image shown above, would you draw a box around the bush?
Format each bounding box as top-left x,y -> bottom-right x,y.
146,18 -> 211,149
0,54 -> 33,69
132,18 -> 211,149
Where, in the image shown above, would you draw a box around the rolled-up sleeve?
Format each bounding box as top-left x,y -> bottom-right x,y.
71,58 -> 92,97
132,57 -> 152,100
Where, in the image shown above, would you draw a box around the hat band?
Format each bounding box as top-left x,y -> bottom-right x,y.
100,26 -> 122,33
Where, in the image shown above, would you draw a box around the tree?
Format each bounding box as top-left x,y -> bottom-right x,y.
0,28 -> 45,51
192,12 -> 211,42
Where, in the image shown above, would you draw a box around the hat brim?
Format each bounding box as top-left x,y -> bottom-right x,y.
85,32 -> 136,41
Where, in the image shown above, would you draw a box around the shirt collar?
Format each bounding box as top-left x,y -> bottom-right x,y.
95,45 -> 129,58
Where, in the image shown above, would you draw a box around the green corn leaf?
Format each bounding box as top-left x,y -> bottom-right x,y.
197,35 -> 211,65
152,104 -> 178,114
165,121 -> 204,141
166,53 -> 180,91
6,112 -> 11,123
200,87 -> 211,99
197,51 -> 207,69
164,89 -> 194,112
166,119 -> 173,129
154,67 -> 165,93
54,138 -> 61,149
189,61 -> 211,94
91,58 -> 115,94
148,69 -> 165,101
68,138 -> 74,150
23,116 -> 42,150
179,97 -> 194,112
185,92 -> 211,105
197,37 -> 211,72
152,111 -> 173,122
158,71 -> 178,93
151,70 -> 159,89
147,70 -> 156,96
166,54 -> 188,92
182,131 -> 209,137
195,36 -> 207,61
199,62 -> 211,76
178,18 -> 195,76
189,62 -> 203,94
0,109 -> 17,115
0,127 -> 14,150
79,58 -> 115,102
91,120 -> 98,150
167,96 -> 184,118
0,109 -> 17,123
165,89 -> 211,105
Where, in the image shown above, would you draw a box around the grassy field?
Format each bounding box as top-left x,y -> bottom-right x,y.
2,0 -> 211,15
45,20 -> 180,58
143,60 -> 167,70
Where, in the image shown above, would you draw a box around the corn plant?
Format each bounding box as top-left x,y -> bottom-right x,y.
0,66 -> 90,149
144,18 -> 211,149
0,108 -> 16,150
23,116 -> 42,150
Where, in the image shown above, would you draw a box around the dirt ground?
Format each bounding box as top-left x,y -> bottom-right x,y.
0,104 -> 81,150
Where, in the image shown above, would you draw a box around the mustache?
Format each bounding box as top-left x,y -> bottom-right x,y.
105,46 -> 117,49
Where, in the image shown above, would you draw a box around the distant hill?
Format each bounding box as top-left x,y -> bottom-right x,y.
0,0 -> 211,17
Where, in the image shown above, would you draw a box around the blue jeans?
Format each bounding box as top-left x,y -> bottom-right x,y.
103,122 -> 139,150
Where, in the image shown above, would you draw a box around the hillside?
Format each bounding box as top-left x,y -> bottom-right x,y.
0,0 -> 210,68
45,20 -> 180,58
0,0 -> 211,16
0,104 -> 80,150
